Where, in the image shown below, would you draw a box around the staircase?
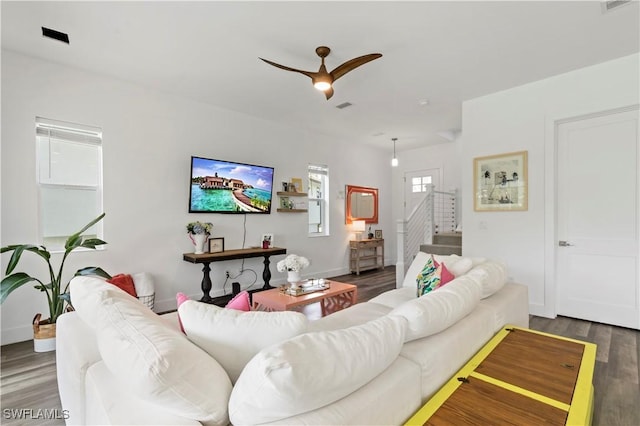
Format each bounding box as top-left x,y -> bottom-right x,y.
420,232 -> 462,256
396,187 -> 459,286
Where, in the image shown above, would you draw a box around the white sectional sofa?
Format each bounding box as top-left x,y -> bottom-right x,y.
56,253 -> 528,425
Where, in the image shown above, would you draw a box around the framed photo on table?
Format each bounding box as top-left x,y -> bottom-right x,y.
260,233 -> 274,249
374,229 -> 383,239
473,151 -> 528,212
208,237 -> 225,253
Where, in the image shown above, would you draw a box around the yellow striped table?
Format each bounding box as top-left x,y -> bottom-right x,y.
405,325 -> 596,425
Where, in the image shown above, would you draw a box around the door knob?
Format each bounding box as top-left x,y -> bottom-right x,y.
558,240 -> 573,247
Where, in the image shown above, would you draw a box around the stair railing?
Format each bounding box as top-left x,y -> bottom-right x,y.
396,187 -> 457,287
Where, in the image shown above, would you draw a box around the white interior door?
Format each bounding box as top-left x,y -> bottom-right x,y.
556,108 -> 639,329
404,168 -> 441,219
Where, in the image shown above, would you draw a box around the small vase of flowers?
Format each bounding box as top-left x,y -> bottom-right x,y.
186,221 -> 213,254
277,254 -> 310,289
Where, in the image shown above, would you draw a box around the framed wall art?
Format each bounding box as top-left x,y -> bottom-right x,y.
290,178 -> 303,193
473,151 -> 528,212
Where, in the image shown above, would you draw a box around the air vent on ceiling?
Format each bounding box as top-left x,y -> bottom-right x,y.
336,102 -> 353,110
602,0 -> 632,13
42,27 -> 69,44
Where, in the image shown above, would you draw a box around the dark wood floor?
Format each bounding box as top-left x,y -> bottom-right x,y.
1,266 -> 638,425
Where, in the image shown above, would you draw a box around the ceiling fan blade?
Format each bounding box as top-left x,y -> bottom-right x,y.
259,57 -> 315,79
330,53 -> 382,81
324,86 -> 334,100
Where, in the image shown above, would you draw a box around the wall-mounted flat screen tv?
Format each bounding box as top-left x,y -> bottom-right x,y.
189,156 -> 274,213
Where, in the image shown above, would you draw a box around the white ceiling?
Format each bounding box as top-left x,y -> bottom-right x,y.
2,1 -> 639,152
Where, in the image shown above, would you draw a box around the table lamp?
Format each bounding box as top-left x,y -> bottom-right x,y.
352,220 -> 366,241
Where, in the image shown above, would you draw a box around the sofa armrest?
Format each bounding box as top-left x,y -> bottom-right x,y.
56,311 -> 101,425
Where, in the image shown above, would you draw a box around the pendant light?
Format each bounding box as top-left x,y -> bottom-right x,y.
391,138 -> 399,167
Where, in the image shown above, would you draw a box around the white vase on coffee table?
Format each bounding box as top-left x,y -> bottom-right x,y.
287,270 -> 302,289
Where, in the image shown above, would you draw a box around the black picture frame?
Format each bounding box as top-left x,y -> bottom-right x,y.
374,229 -> 383,239
208,237 -> 225,253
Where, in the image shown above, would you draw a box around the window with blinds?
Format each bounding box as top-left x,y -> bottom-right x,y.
308,164 -> 329,236
35,117 -> 103,250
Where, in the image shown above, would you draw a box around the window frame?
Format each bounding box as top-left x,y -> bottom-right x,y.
308,164 -> 329,237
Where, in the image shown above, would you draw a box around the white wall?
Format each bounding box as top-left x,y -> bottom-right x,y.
460,53 -> 639,317
0,50 -> 392,344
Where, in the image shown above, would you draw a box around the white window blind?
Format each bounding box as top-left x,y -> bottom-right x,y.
36,117 -> 103,249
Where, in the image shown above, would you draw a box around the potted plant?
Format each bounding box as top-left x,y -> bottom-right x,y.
276,254 -> 310,289
0,213 -> 110,351
186,221 -> 213,254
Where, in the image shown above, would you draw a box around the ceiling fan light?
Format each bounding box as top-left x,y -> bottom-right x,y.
313,81 -> 332,91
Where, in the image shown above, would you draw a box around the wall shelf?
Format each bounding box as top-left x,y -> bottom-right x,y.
277,191 -> 307,213
276,191 -> 307,197
276,208 -> 308,213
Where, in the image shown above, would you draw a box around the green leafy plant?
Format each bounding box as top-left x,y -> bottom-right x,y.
0,213 -> 111,323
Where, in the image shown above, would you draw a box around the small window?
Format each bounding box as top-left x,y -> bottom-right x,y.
36,117 -> 103,250
412,176 -> 432,193
308,164 -> 329,236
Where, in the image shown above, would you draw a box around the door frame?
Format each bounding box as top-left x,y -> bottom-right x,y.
543,103 -> 640,319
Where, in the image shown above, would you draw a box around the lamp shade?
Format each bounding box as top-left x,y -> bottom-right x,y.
352,220 -> 366,232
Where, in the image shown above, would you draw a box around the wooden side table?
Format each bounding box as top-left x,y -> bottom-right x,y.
252,281 -> 357,316
349,238 -> 384,275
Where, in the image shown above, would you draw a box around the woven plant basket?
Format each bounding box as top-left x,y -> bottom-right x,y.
33,313 -> 56,352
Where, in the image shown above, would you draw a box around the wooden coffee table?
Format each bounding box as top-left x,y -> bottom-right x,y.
252,280 -> 357,316
405,325 -> 596,425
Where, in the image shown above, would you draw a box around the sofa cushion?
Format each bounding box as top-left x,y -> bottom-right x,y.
466,260 -> 508,299
389,275 -> 482,342
433,254 -> 474,277
402,252 -> 432,288
70,277 -> 232,426
368,286 -> 415,308
177,300 -> 308,383
228,315 -> 408,425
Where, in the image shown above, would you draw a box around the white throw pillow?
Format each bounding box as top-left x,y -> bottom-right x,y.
228,315 -> 408,425
130,272 -> 155,297
70,277 -> 232,426
178,300 -> 309,383
466,260 -> 508,299
389,275 -> 482,342
433,254 -> 474,277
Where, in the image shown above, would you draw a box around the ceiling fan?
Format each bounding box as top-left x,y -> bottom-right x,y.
259,46 -> 382,100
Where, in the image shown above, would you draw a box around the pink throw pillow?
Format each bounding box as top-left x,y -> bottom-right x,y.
225,291 -> 251,312
439,263 -> 455,287
176,292 -> 190,333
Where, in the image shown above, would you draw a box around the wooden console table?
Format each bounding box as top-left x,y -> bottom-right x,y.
349,238 -> 384,275
183,247 -> 286,303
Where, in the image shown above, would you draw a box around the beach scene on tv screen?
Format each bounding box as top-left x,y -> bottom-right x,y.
190,157 -> 273,213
